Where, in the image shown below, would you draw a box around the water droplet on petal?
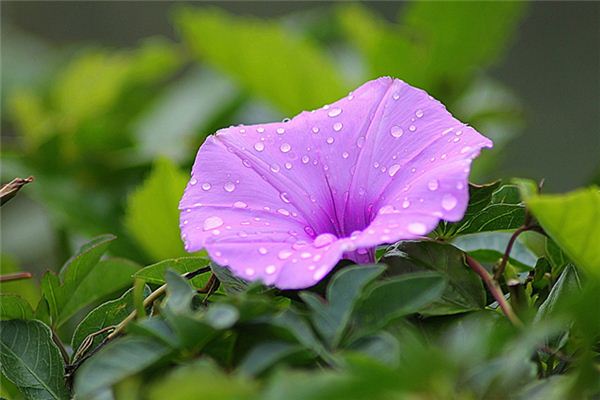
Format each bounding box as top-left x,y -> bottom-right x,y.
461,146 -> 472,154
326,137 -> 335,144
453,137 -> 461,143
407,222 -> 427,235
427,179 -> 439,191
245,268 -> 255,276
276,127 -> 285,134
280,143 -> 291,153
300,252 -> 312,259
254,142 -> 265,152
442,194 -> 458,211
278,250 -> 293,260
256,127 -> 265,133
224,182 -> 236,192
415,109 -> 424,118
304,226 -> 316,237
313,267 -> 328,281
388,164 -> 401,177
402,199 -> 411,209
333,122 -> 343,132
314,233 -> 335,248
277,208 -> 290,216
239,128 -> 246,134
270,163 -> 280,173
203,216 -> 224,231
285,162 -> 293,170
456,182 -> 465,190
280,192 -> 290,203
233,201 -> 247,208
328,108 -> 342,117
409,125 -> 417,132
393,93 -> 400,100
190,178 -> 198,186
265,265 -> 277,274
258,247 -> 268,255
301,155 -> 310,164
342,152 -> 349,159
312,127 -> 319,134
357,137 -> 365,148
201,183 -> 211,191
243,159 -> 252,168
390,125 -> 404,138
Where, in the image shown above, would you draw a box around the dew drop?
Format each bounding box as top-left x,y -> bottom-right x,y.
256,127 -> 265,133
313,268 -> 328,281
342,151 -> 349,159
326,137 -> 335,144
285,162 -> 293,170
243,159 -> 252,168
456,182 -> 465,190
280,143 -> 291,153
265,265 -> 277,274
314,233 -> 335,248
441,154 -> 448,160
276,127 -> 285,134
388,164 -> 400,176
390,125 -> 404,138
190,178 -> 198,186
333,122 -> 343,132
258,247 -> 268,255
233,201 -> 247,208
254,142 -> 265,152
203,216 -> 224,231
270,163 -> 280,173
328,108 -> 342,117
357,136 -> 365,148
277,208 -> 290,216
407,222 -> 427,235
460,146 -> 472,154
201,183 -> 211,191
280,192 -> 291,203
301,155 -> 310,164
239,128 -> 246,134
312,127 -> 319,134
409,125 -> 417,132
453,137 -> 461,143
278,250 -> 293,260
224,182 -> 236,192
304,226 -> 316,237
442,194 -> 458,211
245,268 -> 255,276
392,93 -> 400,100
415,109 -> 424,118
402,199 -> 411,209
427,179 -> 439,191
300,252 -> 312,259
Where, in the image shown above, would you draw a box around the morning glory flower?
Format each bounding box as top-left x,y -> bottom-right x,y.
179,77 -> 492,289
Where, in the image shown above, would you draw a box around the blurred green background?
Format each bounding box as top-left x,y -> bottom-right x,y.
1,2 -> 599,276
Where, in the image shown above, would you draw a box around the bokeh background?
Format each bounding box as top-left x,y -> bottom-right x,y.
1,2 -> 599,276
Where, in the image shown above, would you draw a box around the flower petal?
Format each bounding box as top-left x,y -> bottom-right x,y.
180,77 -> 492,289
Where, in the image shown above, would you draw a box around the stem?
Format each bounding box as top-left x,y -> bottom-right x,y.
0,272 -> 33,282
494,225 -> 531,281
466,255 -> 523,327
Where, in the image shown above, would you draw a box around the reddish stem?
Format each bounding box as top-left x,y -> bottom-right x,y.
0,272 -> 33,282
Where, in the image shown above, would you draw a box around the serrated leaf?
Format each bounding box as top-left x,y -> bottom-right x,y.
0,319 -> 70,400
134,257 -> 210,288
300,264 -> 386,347
0,295 -> 34,320
382,241 -> 486,315
174,7 -> 346,114
527,187 -> 600,279
74,336 -> 171,398
124,158 -> 188,261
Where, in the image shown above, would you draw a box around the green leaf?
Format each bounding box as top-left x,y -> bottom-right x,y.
58,234 -> 115,281
164,269 -> 197,315
353,272 -> 446,333
346,331 -> 400,367
74,336 -> 171,398
134,257 -> 210,288
382,241 -> 486,315
527,187 -> 600,279
71,287 -> 149,355
0,295 -> 34,320
147,360 -> 257,400
58,258 -> 140,326
0,319 -> 69,400
210,263 -> 248,294
204,303 -> 239,330
337,2 -> 525,92
437,182 -> 525,238
535,265 -> 581,323
124,157 -> 188,261
174,7 -> 346,114
300,264 -> 386,346
452,232 -> 537,270
238,341 -> 303,377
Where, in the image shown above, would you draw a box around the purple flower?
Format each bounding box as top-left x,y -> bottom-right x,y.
179,77 -> 492,289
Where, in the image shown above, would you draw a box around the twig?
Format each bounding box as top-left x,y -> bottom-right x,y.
0,272 -> 33,282
0,176 -> 34,206
494,225 -> 532,281
465,255 -> 523,327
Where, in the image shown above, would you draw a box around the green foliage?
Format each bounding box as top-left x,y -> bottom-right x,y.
1,2 -> 598,399
528,187 -> 600,279
124,158 -> 189,261
0,320 -> 69,400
